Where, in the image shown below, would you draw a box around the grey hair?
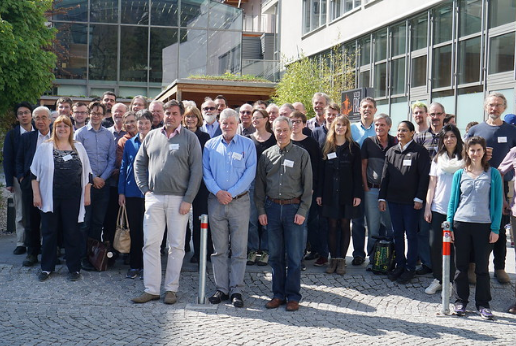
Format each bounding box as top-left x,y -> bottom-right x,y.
373,113 -> 392,127
485,92 -> 507,108
429,102 -> 445,113
312,92 -> 331,105
273,116 -> 292,130
32,106 -> 51,118
219,108 -> 239,122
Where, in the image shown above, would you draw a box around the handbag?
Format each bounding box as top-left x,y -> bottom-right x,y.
113,204 -> 131,254
87,237 -> 109,271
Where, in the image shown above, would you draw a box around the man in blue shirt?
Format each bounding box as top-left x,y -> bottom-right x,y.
350,97 -> 377,266
203,109 -> 257,308
74,101 -> 116,271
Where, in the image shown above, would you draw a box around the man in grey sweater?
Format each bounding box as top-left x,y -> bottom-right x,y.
132,100 -> 202,304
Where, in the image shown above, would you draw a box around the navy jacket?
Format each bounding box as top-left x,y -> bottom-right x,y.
3,125 -> 28,187
16,130 -> 40,181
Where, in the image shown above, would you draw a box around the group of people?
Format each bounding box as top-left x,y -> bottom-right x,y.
3,90 -> 516,316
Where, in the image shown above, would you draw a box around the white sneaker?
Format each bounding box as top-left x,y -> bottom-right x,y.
425,279 -> 442,294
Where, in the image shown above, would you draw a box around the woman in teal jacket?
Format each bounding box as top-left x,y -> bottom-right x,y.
447,136 -> 503,320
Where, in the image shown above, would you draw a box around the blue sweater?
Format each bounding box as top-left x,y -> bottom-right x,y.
447,168 -> 503,233
119,135 -> 144,198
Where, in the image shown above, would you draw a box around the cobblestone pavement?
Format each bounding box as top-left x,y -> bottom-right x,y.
1,233 -> 515,346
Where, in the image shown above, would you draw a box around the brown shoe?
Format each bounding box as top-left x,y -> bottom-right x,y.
495,269 -> 510,284
164,291 -> 177,304
265,298 -> 286,309
325,258 -> 338,274
131,292 -> 160,304
336,258 -> 346,275
508,302 -> 516,314
467,263 -> 476,285
286,300 -> 299,311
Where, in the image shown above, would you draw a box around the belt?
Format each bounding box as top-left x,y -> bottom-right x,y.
268,197 -> 301,205
367,182 -> 381,189
233,191 -> 249,200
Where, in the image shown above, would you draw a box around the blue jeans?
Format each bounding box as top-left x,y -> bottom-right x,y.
266,200 -> 307,302
364,188 -> 393,259
306,196 -> 328,258
418,211 -> 432,268
80,184 -> 109,258
388,202 -> 420,271
351,203 -> 366,259
247,186 -> 268,252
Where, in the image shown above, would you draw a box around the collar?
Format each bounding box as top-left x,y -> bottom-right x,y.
399,140 -> 414,152
86,123 -> 103,132
361,121 -> 374,130
219,133 -> 239,145
161,124 -> 182,138
278,141 -> 293,153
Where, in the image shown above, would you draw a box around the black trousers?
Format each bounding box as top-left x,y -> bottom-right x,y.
125,197 -> 144,270
453,221 -> 493,309
429,211 -> 455,283
20,177 -> 41,256
40,196 -> 82,273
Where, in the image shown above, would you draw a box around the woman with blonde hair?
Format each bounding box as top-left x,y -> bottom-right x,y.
316,115 -> 362,275
30,115 -> 92,282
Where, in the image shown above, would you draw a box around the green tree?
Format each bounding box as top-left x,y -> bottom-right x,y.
273,46 -> 355,117
0,0 -> 56,121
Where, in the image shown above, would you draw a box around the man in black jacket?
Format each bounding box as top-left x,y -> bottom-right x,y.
15,106 -> 52,267
3,102 -> 34,255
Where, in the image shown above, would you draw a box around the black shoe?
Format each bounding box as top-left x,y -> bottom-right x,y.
190,256 -> 199,264
304,252 -> 319,261
13,246 -> 26,255
352,256 -> 365,266
68,271 -> 81,281
415,265 -> 432,275
208,290 -> 229,304
81,258 -> 95,271
397,269 -> 415,284
38,271 -> 51,282
23,254 -> 38,267
388,266 -> 405,281
231,293 -> 244,308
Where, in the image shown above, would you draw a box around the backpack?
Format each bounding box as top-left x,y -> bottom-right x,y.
371,237 -> 395,275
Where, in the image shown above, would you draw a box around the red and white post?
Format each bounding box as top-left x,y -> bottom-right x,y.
441,221 -> 452,314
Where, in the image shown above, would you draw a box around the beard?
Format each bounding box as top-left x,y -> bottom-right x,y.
204,114 -> 217,124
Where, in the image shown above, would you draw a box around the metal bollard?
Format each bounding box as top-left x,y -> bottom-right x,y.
441,221 -> 451,315
198,214 -> 209,304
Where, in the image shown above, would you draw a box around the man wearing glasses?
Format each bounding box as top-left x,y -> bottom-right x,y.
72,102 -> 89,130
74,101 -> 116,271
415,102 -> 445,160
466,92 -> 516,284
237,103 -> 255,136
200,97 -> 222,138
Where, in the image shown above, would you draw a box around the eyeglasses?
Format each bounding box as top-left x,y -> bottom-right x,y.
429,112 -> 443,116
488,103 -> 504,108
240,110 -> 252,115
185,115 -> 197,119
90,112 -> 104,117
203,107 -> 216,111
291,120 -> 303,125
17,111 -> 31,116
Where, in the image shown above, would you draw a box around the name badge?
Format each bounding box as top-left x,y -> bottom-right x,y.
284,159 -> 294,168
62,154 -> 72,161
498,136 -> 507,143
327,152 -> 337,159
403,159 -> 412,166
169,143 -> 179,150
232,152 -> 243,160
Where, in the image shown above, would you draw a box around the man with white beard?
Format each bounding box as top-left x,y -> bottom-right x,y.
200,97 -> 222,138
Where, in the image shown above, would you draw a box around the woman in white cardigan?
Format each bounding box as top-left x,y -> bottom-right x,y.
31,115 -> 92,282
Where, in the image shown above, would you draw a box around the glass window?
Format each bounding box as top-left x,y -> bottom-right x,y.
181,0 -> 208,28
458,37 -> 481,84
53,0 -> 88,22
391,23 -> 406,57
359,70 -> 370,88
489,32 -> 515,74
209,2 -> 242,30
432,45 -> 452,88
374,30 -> 387,62
179,29 -> 207,78
150,28 -> 179,84
303,0 -> 326,33
489,0 -> 516,28
120,27 -> 149,82
207,30 -> 241,75
359,37 -> 371,66
459,0 -> 482,37
122,0 -> 149,25
391,58 -> 405,95
374,63 -> 387,97
151,0 -> 179,26
54,23 -> 88,80
331,0 -> 342,20
411,15 -> 427,51
411,55 -> 427,87
90,0 -> 118,23
434,4 -> 453,44
89,25 -> 118,81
